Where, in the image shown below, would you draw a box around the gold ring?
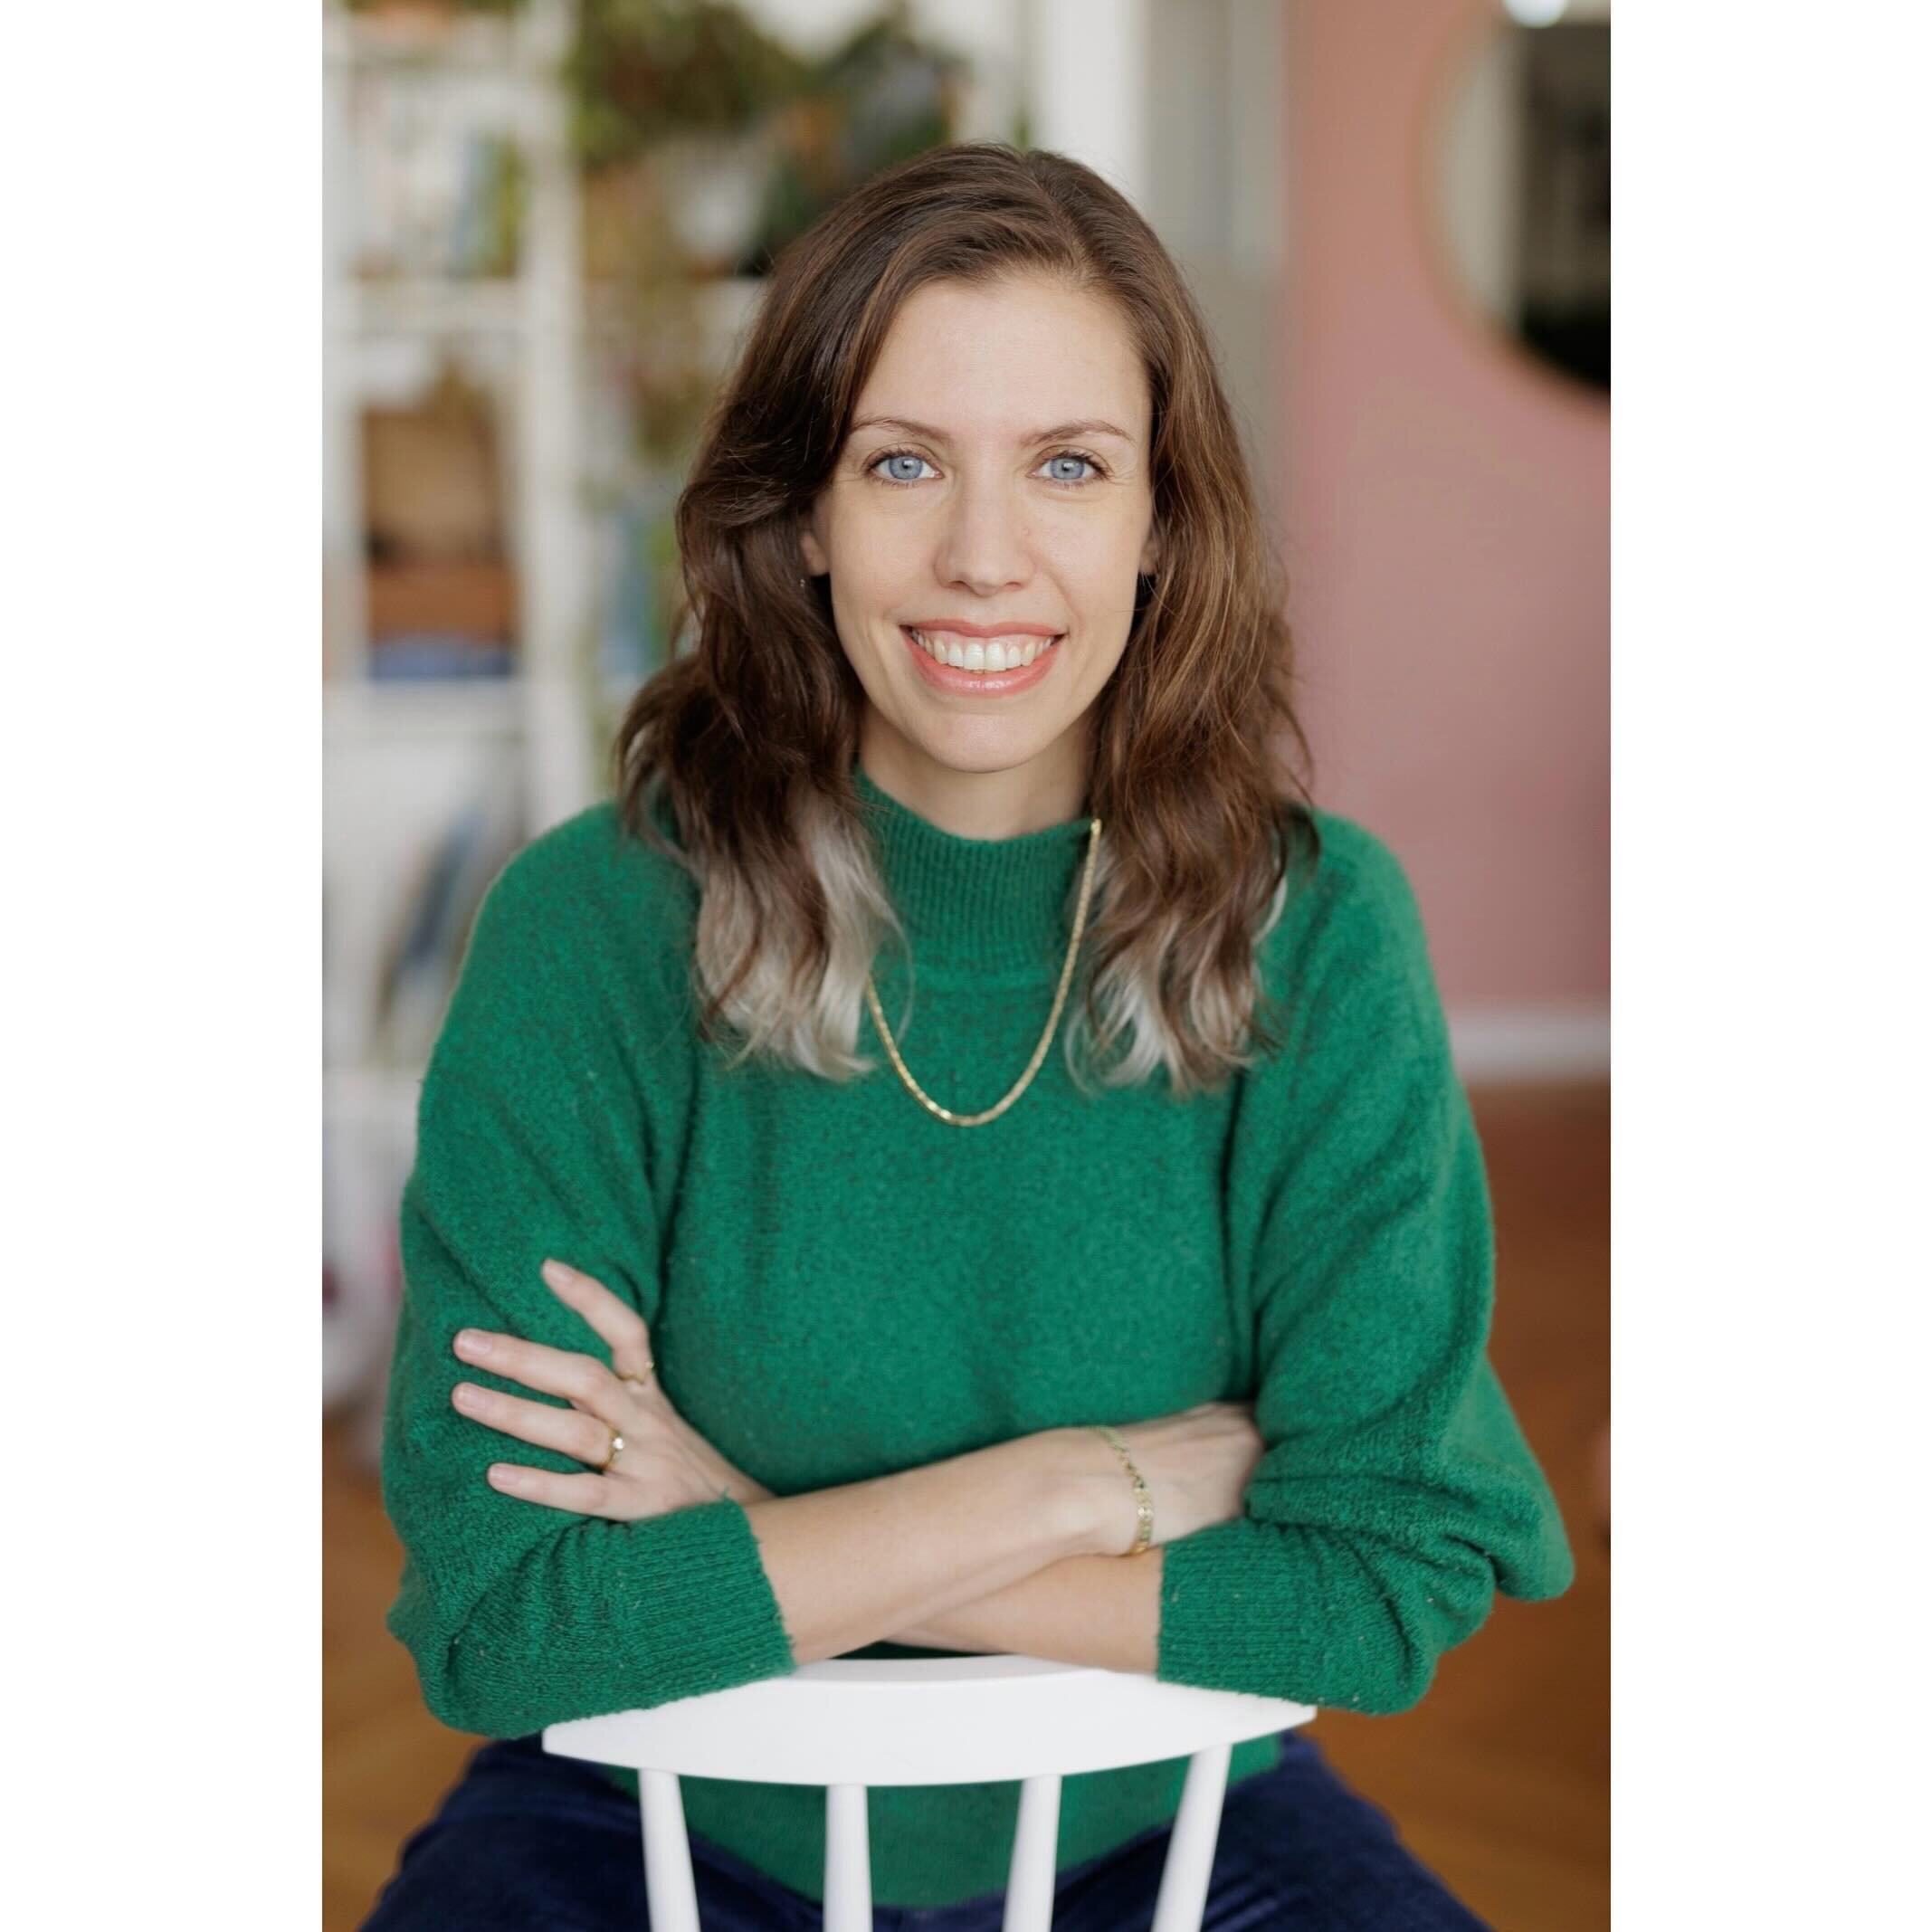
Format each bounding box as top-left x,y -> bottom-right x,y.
622,1360 -> 656,1392
600,1430 -> 625,1473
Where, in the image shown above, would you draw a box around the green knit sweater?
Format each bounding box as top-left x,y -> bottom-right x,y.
382,760 -> 1574,1908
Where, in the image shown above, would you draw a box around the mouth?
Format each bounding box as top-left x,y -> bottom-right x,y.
899,625 -> 1065,696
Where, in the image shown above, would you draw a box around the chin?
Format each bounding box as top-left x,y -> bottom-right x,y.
915,733 -> 1048,775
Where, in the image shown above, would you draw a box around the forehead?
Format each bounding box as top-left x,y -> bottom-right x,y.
852,276 -> 1148,442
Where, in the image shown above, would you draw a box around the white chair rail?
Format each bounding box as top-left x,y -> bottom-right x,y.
544,1654 -> 1316,1932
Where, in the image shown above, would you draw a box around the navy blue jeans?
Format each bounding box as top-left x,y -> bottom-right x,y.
360,1728 -> 1491,1930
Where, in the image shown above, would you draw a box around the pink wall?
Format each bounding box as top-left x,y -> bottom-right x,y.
1278,0 -> 1609,1007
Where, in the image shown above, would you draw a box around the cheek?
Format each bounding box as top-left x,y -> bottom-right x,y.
831,511 -> 918,585
1045,509 -> 1152,576
1058,565 -> 1145,633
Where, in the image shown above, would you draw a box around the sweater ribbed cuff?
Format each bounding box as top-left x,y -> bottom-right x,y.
1157,1518 -> 1323,1705
626,1497 -> 797,1704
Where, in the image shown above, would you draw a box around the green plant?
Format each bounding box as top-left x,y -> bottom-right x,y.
566,0 -> 810,171
481,138 -> 527,277
739,5 -> 967,270
343,0 -> 524,14
591,167 -> 731,465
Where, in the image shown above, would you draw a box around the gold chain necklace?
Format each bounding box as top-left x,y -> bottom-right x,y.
863,815 -> 1103,1128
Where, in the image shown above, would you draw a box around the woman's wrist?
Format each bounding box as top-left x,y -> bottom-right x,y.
1089,1423 -> 1155,1556
1031,1426 -> 1141,1559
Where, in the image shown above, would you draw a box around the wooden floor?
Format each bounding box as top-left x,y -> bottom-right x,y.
324,1080 -> 1608,1931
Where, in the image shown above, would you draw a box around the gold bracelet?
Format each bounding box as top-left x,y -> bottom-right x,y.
1090,1424 -> 1154,1556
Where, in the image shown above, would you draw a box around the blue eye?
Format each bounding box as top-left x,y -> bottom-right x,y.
872,451 -> 936,484
1042,452 -> 1099,484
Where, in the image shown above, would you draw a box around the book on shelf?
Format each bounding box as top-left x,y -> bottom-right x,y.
361,357 -> 516,675
366,554 -> 514,633
367,639 -> 516,680
369,781 -> 526,1067
596,488 -> 681,690
365,545 -> 516,675
347,52 -> 525,284
361,359 -> 505,560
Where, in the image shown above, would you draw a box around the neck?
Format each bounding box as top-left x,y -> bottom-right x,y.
856,716 -> 1092,840
848,758 -> 1096,975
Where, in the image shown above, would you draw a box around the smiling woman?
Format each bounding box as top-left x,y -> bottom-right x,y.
620,141 -> 1317,1098
366,141 -> 1571,1932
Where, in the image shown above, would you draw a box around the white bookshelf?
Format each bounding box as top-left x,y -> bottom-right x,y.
322,0 -> 595,1413
323,0 -> 593,823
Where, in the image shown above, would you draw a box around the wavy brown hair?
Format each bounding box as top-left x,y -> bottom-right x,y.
613,141 -> 1322,1099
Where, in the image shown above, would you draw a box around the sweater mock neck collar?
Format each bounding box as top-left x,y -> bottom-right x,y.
852,759 -> 1097,976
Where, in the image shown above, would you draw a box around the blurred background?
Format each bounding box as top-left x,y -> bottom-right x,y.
322,2 -> 1608,1927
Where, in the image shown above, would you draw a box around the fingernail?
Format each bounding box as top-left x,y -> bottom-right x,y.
452,1385 -> 483,1413
541,1260 -> 575,1288
455,1329 -> 492,1358
488,1465 -> 524,1489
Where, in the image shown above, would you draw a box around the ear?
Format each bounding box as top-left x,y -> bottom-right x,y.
1138,526 -> 1161,576
798,512 -> 830,577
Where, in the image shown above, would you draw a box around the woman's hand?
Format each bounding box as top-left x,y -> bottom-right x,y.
450,1259 -> 775,1520
1063,1402 -> 1266,1557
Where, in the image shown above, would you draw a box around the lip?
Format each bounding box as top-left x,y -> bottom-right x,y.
900,623 -> 1064,698
903,619 -> 1062,638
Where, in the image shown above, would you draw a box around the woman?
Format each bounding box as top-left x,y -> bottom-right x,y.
364,143 -> 1573,1930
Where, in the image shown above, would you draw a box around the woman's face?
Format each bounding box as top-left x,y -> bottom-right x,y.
801,273 -> 1159,810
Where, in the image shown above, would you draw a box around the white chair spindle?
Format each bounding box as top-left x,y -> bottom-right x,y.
637,1765 -> 700,1932
1149,1742 -> 1232,1932
823,1781 -> 871,1932
1003,1772 -> 1062,1932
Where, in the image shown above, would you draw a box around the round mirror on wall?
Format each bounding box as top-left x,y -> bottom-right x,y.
1423,0 -> 1610,395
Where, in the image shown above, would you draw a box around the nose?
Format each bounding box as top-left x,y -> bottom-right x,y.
931,470 -> 1034,598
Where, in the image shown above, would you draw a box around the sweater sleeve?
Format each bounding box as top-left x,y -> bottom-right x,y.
1156,823 -> 1575,1714
379,815 -> 798,1737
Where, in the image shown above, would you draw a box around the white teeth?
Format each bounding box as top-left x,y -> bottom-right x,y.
909,629 -> 1057,673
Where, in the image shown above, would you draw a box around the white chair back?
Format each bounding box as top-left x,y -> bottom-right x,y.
545,1654 -> 1315,1932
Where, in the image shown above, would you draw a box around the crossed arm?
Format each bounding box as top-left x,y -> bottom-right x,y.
874,1546 -> 1162,1675
445,1257 -> 1164,1677
736,1455 -> 1162,1672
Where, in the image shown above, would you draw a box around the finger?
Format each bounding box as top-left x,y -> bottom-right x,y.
452,1329 -> 619,1411
540,1260 -> 655,1380
453,1382 -> 615,1468
485,1461 -> 626,1517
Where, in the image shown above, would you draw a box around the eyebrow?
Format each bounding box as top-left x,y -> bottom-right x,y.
847,414 -> 1136,447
